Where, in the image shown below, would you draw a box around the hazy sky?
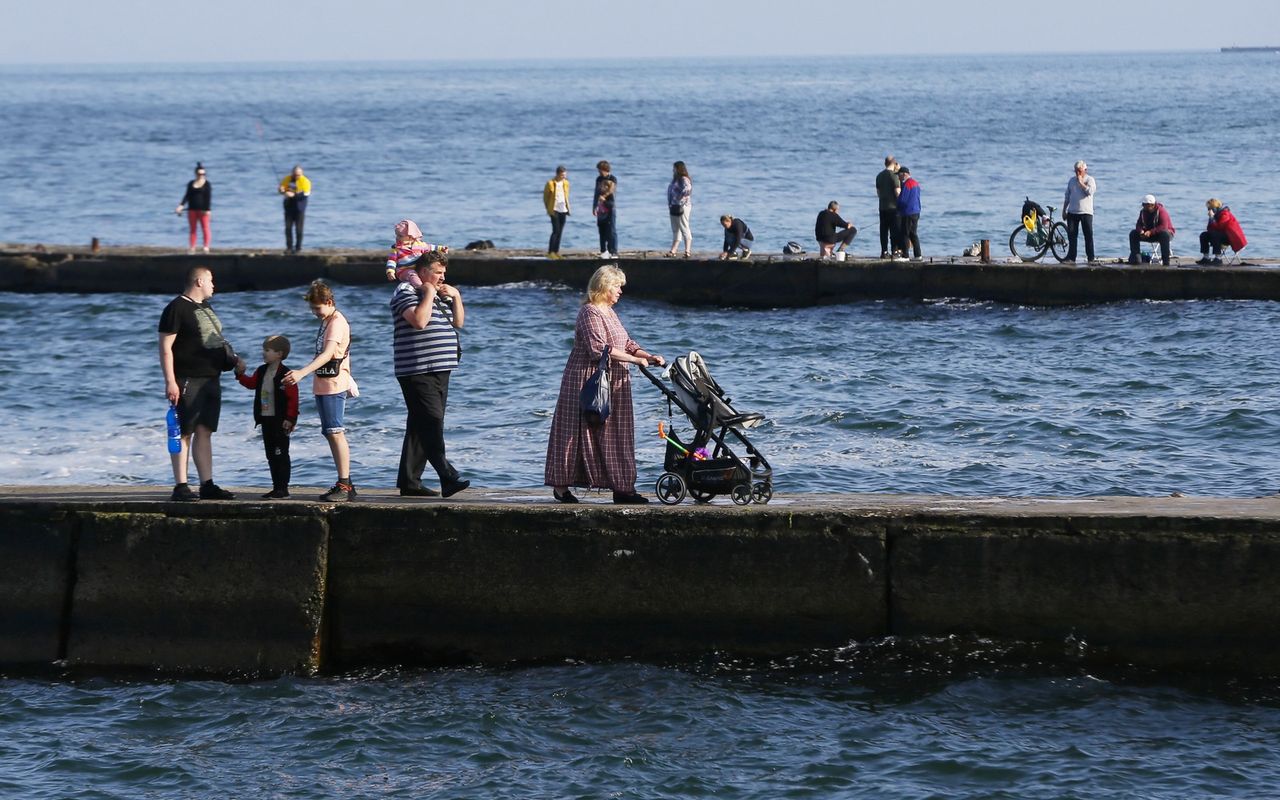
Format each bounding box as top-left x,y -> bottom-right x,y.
3,0 -> 1277,63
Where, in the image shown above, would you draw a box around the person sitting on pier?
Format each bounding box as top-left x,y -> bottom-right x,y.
1197,198 -> 1247,265
1127,194 -> 1176,266
815,201 -> 857,259
719,215 -> 754,260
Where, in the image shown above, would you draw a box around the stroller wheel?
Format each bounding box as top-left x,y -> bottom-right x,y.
655,472 -> 687,505
751,482 -> 773,504
689,488 -> 717,504
731,484 -> 752,506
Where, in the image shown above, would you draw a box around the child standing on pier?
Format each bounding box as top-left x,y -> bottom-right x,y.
234,335 -> 299,499
384,219 -> 448,288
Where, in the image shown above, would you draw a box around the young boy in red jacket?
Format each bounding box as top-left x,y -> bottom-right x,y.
234,335 -> 300,499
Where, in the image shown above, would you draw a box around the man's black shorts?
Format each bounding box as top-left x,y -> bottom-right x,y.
177,376 -> 222,434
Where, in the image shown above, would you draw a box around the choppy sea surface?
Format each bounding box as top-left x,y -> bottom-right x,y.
4,54 -> 1280,798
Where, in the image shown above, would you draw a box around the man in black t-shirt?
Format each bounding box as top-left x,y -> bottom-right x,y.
814,201 -> 857,258
158,266 -> 235,501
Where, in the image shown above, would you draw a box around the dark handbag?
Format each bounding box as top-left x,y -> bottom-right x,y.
315,357 -> 344,378
434,295 -> 462,363
579,348 -> 611,426
668,203 -> 683,216
219,341 -> 238,372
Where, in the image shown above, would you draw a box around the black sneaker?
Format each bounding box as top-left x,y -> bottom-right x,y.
199,481 -> 235,500
1211,257 -> 1223,266
399,486 -> 440,497
1196,256 -> 1213,266
320,482 -> 355,502
260,489 -> 290,499
441,479 -> 470,498
170,483 -> 199,502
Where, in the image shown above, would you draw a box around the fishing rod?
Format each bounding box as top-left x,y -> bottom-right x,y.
253,117 -> 283,184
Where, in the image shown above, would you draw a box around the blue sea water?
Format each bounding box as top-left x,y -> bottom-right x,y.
4,54 -> 1280,798
1,52 -> 1278,256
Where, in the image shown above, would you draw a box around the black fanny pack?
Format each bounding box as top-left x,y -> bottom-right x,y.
315,357 -> 344,378
669,203 -> 683,216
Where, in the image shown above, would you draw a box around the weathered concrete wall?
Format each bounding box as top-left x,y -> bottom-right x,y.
325,505 -> 884,666
2,247 -> 1279,306
0,508 -> 75,664
3,489 -> 1280,676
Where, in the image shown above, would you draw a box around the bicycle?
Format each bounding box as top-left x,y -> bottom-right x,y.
1008,201 -> 1071,263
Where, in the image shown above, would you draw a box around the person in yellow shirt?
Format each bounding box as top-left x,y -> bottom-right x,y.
543,165 -> 570,259
278,165 -> 312,253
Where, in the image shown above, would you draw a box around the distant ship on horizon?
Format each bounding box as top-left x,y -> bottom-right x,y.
1221,45 -> 1280,53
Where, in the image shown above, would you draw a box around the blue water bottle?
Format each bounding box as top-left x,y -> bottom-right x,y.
166,404 -> 182,454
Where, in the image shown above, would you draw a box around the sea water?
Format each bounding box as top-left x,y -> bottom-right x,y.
3,54 -> 1280,798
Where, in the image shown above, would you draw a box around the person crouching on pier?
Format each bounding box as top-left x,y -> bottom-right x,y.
234,336 -> 299,499
1198,198 -> 1247,265
284,281 -> 359,502
719,215 -> 754,260
1128,194 -> 1176,266
545,265 -> 665,504
815,201 -> 857,259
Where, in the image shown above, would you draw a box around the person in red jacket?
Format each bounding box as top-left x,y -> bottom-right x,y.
234,335 -> 300,499
1197,198 -> 1248,265
1127,194 -> 1176,266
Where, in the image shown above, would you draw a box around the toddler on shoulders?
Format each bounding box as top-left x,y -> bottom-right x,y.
385,219 -> 449,288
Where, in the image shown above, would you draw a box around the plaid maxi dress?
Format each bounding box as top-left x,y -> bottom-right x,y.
544,303 -> 642,490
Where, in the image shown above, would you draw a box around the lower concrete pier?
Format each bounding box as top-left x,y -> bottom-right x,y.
2,245 -> 1278,306
3,487 -> 1280,676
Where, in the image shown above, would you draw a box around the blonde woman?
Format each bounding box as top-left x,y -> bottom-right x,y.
544,265 -> 664,504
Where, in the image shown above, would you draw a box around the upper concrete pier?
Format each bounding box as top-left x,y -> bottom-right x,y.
1,245 -> 1277,307
4,485 -> 1280,676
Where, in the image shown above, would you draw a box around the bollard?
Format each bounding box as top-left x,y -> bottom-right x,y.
980,239 -> 990,263
91,237 -> 100,254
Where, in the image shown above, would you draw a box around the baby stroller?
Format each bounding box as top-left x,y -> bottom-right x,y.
639,351 -> 773,505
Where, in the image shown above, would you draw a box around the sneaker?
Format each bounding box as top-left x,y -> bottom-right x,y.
199,480 -> 235,500
260,489 -> 290,499
186,247 -> 196,255
319,481 -> 355,502
441,478 -> 470,498
910,255 -> 924,262
599,251 -> 612,259
201,246 -> 210,254
1211,257 -> 1223,266
892,255 -> 909,262
612,490 -> 649,504
880,251 -> 890,259
1127,256 -> 1140,265
1196,256 -> 1213,266
740,249 -> 751,259
399,486 -> 440,497
170,483 -> 199,502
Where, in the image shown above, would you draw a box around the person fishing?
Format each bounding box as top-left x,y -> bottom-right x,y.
278,165 -> 311,253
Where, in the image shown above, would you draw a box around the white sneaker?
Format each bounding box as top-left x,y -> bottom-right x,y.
202,246 -> 210,254
599,251 -> 612,259
893,255 -> 909,262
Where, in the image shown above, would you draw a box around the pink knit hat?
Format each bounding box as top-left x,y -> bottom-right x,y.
394,219 -> 422,240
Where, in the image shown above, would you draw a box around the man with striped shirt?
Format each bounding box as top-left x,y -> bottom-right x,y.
390,251 -> 470,498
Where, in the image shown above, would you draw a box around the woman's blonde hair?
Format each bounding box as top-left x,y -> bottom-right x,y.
303,279 -> 335,306
585,265 -> 626,305
1206,198 -> 1223,211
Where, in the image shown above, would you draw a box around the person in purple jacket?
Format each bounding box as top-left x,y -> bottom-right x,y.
896,166 -> 922,261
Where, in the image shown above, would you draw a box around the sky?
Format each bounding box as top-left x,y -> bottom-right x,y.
2,0 -> 1278,63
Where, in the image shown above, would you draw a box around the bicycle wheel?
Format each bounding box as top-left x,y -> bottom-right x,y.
1009,226 -> 1046,262
1048,222 -> 1072,263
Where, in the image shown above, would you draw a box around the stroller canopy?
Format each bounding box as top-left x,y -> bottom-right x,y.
669,352 -> 765,430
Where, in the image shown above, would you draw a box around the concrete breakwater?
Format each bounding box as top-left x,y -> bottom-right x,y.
1,246 -> 1279,307
3,486 -> 1280,676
